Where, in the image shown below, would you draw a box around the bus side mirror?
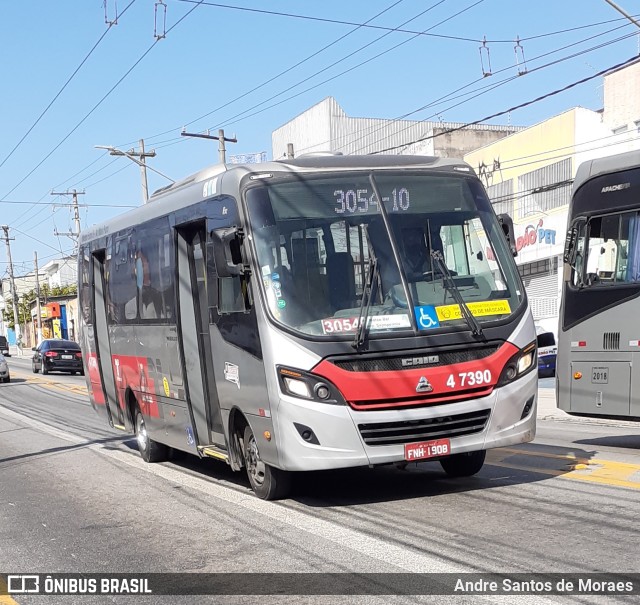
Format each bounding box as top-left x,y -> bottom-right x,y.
211,227 -> 248,278
497,213 -> 517,257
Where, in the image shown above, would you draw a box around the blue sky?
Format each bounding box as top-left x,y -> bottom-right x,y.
0,0 -> 639,274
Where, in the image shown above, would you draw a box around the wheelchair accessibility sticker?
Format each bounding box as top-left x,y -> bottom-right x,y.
414,306 -> 440,330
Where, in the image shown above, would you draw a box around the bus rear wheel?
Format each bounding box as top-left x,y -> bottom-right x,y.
242,424 -> 291,500
439,450 -> 486,477
135,408 -> 169,463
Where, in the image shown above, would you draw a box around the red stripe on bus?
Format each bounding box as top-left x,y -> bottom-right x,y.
312,342 -> 519,410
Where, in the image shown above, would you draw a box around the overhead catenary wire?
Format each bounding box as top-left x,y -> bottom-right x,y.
0,0 -> 139,173
4,0 -> 206,224
124,0 -> 410,148
372,54 -> 640,154
156,7 -> 636,157
176,0 -> 640,44
152,0 -> 485,154
344,24 -> 640,155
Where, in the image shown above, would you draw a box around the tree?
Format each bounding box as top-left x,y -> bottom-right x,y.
1,284 -> 77,329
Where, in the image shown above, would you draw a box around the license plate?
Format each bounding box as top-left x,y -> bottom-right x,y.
61,354 -> 73,360
592,367 -> 608,383
404,438 -> 451,461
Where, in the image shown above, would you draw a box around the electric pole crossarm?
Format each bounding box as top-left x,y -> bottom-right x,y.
95,140 -> 175,204
181,128 -> 237,163
51,190 -> 83,251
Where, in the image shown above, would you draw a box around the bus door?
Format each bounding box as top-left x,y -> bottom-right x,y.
176,223 -> 225,447
92,250 -> 124,429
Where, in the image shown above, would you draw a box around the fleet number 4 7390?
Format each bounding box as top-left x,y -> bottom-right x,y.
446,370 -> 492,388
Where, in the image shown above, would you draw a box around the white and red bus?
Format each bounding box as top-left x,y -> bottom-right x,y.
79,154 -> 537,499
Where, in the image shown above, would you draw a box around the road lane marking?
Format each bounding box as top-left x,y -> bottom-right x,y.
0,577 -> 19,604
487,448 -> 640,490
0,405 -> 566,604
6,367 -> 88,397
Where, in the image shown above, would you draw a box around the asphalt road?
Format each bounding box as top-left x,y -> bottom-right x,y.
1,356 -> 639,604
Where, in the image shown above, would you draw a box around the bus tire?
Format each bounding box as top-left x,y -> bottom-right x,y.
135,408 -> 169,463
439,450 -> 486,477
242,424 -> 291,500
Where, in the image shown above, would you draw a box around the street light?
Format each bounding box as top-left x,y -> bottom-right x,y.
95,143 -> 175,204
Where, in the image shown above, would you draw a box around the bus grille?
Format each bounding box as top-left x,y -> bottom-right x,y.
358,409 -> 490,446
603,332 -> 620,350
332,345 -> 500,372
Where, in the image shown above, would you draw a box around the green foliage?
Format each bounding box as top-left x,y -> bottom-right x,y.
1,283 -> 77,329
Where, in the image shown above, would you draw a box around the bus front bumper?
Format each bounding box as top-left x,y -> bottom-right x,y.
273,371 -> 537,472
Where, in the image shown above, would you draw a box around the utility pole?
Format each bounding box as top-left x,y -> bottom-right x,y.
181,128 -> 238,163
95,141 -> 174,204
286,143 -> 295,159
51,189 -> 84,250
1,225 -> 21,350
34,251 -> 42,345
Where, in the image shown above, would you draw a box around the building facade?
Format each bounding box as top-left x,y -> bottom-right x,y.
272,96 -> 522,159
464,59 -> 640,335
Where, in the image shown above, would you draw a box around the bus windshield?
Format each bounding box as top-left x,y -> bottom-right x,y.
246,171 -> 523,338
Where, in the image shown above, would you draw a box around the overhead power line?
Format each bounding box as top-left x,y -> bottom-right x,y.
0,0 -> 138,172
177,1 -> 640,44
372,55 -> 640,154
152,0 -> 483,155
346,24 -> 639,155
4,0 -> 206,222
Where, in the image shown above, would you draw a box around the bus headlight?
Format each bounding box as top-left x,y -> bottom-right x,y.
497,342 -> 537,387
283,376 -> 311,399
517,350 -> 535,374
278,366 -> 345,405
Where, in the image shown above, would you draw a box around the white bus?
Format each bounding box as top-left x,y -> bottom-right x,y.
558,149 -> 640,421
79,153 -> 537,499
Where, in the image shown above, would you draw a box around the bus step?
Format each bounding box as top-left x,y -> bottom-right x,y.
199,446 -> 229,462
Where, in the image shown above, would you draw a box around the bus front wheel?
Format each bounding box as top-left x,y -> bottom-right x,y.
439,450 -> 486,477
242,425 -> 291,500
135,408 -> 169,463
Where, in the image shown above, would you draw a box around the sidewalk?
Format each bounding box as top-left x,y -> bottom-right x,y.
537,387 -> 569,421
537,386 -> 639,427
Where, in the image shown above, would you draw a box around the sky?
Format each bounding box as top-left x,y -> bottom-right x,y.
0,0 -> 639,277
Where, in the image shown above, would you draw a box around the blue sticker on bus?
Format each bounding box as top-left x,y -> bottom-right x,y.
271,272 -> 280,281
414,306 -> 440,330
186,426 -> 195,446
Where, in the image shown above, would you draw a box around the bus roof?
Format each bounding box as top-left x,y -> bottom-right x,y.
80,154 -> 476,245
573,149 -> 640,195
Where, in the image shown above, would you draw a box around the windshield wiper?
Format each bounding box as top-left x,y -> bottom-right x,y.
352,254 -> 379,349
430,250 -> 484,339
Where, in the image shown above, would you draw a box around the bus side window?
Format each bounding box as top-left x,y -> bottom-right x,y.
79,247 -> 92,325
107,233 -> 137,324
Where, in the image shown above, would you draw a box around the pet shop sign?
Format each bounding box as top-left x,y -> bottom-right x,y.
515,218 -> 556,252
486,218 -> 558,261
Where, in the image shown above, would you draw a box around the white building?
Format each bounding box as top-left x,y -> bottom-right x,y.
272,96 -> 522,159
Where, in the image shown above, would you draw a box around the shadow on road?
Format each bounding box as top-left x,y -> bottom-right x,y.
0,435 -> 127,465
121,438 -> 596,506
574,434 -> 640,450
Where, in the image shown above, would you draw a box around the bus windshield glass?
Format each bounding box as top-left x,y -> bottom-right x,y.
246,171 -> 523,338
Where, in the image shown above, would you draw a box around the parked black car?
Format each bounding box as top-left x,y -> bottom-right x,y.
32,339 -> 84,375
0,335 -> 10,357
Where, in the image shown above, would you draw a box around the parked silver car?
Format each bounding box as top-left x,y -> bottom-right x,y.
0,353 -> 10,383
